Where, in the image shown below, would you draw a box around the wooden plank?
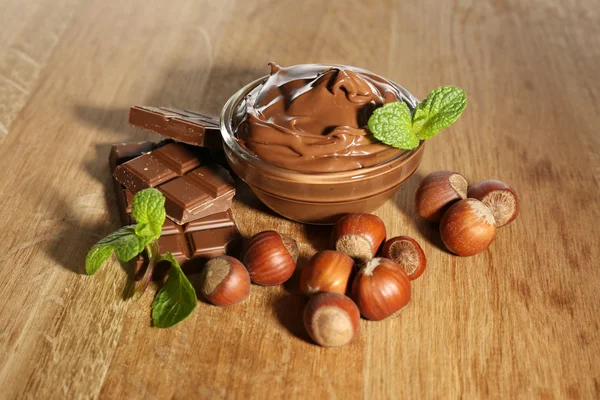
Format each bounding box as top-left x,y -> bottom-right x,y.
0,0 -> 598,398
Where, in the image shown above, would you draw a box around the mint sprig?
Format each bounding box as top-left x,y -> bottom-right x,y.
85,188 -> 197,328
86,189 -> 164,274
368,86 -> 467,150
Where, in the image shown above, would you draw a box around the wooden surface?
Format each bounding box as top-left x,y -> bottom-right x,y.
1,0 -> 599,398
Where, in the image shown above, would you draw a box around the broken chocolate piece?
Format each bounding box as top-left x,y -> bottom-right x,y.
108,141 -> 161,172
113,142 -> 235,225
129,106 -> 222,148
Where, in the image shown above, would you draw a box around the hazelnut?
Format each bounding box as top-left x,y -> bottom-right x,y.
300,250 -> 354,296
380,236 -> 427,281
467,179 -> 519,227
200,256 -> 250,306
351,257 -> 411,321
303,292 -> 360,347
243,230 -> 299,285
439,198 -> 496,256
331,213 -> 386,264
415,170 -> 468,222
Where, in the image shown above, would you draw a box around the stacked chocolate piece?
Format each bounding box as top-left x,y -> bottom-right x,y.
109,107 -> 239,274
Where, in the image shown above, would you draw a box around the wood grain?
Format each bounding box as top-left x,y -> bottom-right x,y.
0,0 -> 598,398
0,0 -> 83,138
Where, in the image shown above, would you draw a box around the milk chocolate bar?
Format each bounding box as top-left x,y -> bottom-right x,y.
108,140 -> 179,172
129,106 -> 222,148
110,143 -> 240,273
113,141 -> 235,225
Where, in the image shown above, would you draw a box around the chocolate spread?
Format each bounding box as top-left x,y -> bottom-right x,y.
236,63 -> 404,172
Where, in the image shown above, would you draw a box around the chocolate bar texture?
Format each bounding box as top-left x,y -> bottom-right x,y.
110,142 -> 240,272
129,106 -> 222,148
113,141 -> 235,225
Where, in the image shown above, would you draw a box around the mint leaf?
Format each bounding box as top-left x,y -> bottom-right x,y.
412,86 -> 466,140
368,101 -> 419,150
85,245 -> 115,275
85,226 -> 146,275
131,188 -> 165,239
134,222 -> 154,238
151,252 -> 197,328
107,227 -> 147,261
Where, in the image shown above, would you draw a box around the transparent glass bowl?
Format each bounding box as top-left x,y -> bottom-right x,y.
220,64 -> 424,224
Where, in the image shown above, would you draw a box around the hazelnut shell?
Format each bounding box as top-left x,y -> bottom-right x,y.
351,257 -> 411,321
243,231 -> 298,285
439,198 -> 497,256
300,250 -> 354,296
415,170 -> 468,222
467,179 -> 519,227
303,292 -> 360,347
200,256 -> 250,306
331,213 -> 386,263
380,236 -> 427,280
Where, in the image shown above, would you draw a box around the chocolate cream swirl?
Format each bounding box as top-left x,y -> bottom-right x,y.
236,63 -> 406,173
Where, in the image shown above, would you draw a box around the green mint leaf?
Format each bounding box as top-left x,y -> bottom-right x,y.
136,233 -> 156,249
412,86 -> 466,140
85,226 -> 146,275
367,101 -> 419,150
151,252 -> 197,328
131,188 -> 165,239
108,227 -> 146,261
85,245 -> 115,275
134,222 -> 154,238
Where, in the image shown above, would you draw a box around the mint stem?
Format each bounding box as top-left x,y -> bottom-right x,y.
134,240 -> 160,298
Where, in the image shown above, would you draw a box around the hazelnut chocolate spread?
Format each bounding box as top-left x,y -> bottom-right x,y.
236,63 -> 405,173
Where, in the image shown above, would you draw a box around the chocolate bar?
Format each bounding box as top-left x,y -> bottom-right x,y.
129,106 -> 222,148
113,141 -> 235,225
108,141 -> 162,172
110,143 -> 240,273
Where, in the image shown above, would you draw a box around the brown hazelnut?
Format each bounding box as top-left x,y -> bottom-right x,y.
303,292 -> 360,347
439,198 -> 496,256
200,256 -> 250,306
243,230 -> 299,285
380,236 -> 427,280
351,257 -> 411,321
467,179 -> 519,227
331,213 -> 386,264
300,250 -> 354,296
415,170 -> 468,222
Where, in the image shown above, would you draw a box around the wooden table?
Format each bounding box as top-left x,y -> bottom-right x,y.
1,0 -> 598,398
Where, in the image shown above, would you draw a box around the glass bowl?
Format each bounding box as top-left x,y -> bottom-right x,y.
219,64 -> 424,224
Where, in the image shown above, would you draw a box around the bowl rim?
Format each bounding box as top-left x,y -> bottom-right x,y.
219,63 -> 424,180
